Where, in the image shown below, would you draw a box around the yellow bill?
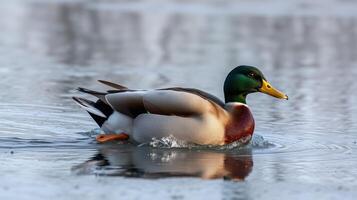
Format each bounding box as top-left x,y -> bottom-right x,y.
259,79 -> 288,100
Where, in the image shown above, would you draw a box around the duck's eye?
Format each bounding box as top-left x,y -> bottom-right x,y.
248,73 -> 255,78
247,72 -> 261,81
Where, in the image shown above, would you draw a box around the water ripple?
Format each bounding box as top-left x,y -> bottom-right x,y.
0,136 -> 95,149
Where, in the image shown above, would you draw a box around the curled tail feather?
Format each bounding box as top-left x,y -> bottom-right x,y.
97,80 -> 128,90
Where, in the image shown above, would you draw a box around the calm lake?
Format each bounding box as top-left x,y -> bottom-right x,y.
1,0 -> 357,199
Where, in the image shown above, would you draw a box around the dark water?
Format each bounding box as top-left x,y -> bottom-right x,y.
1,0 -> 357,199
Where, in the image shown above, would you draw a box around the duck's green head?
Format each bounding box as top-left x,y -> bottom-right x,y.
224,65 -> 288,104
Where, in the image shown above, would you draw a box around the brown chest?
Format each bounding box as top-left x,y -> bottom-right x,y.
224,104 -> 255,144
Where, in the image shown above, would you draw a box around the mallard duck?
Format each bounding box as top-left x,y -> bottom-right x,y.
73,65 -> 287,145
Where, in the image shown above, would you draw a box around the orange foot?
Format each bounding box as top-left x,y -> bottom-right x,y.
96,133 -> 129,143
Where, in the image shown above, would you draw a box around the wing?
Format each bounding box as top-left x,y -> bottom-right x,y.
105,91 -> 147,117
141,90 -> 214,116
105,88 -> 223,117
162,87 -> 225,108
95,80 -> 224,109
78,80 -> 225,117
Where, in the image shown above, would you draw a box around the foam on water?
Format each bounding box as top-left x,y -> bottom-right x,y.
146,134 -> 274,150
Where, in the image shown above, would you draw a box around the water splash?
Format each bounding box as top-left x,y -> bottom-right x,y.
146,134 -> 274,150
250,134 -> 276,149
149,135 -> 190,148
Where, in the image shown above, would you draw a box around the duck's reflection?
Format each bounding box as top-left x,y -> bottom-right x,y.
72,144 -> 253,180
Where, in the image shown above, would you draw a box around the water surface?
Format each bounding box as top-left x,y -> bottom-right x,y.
1,0 -> 357,199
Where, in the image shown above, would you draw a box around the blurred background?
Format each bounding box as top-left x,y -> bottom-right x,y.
0,0 -> 357,199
